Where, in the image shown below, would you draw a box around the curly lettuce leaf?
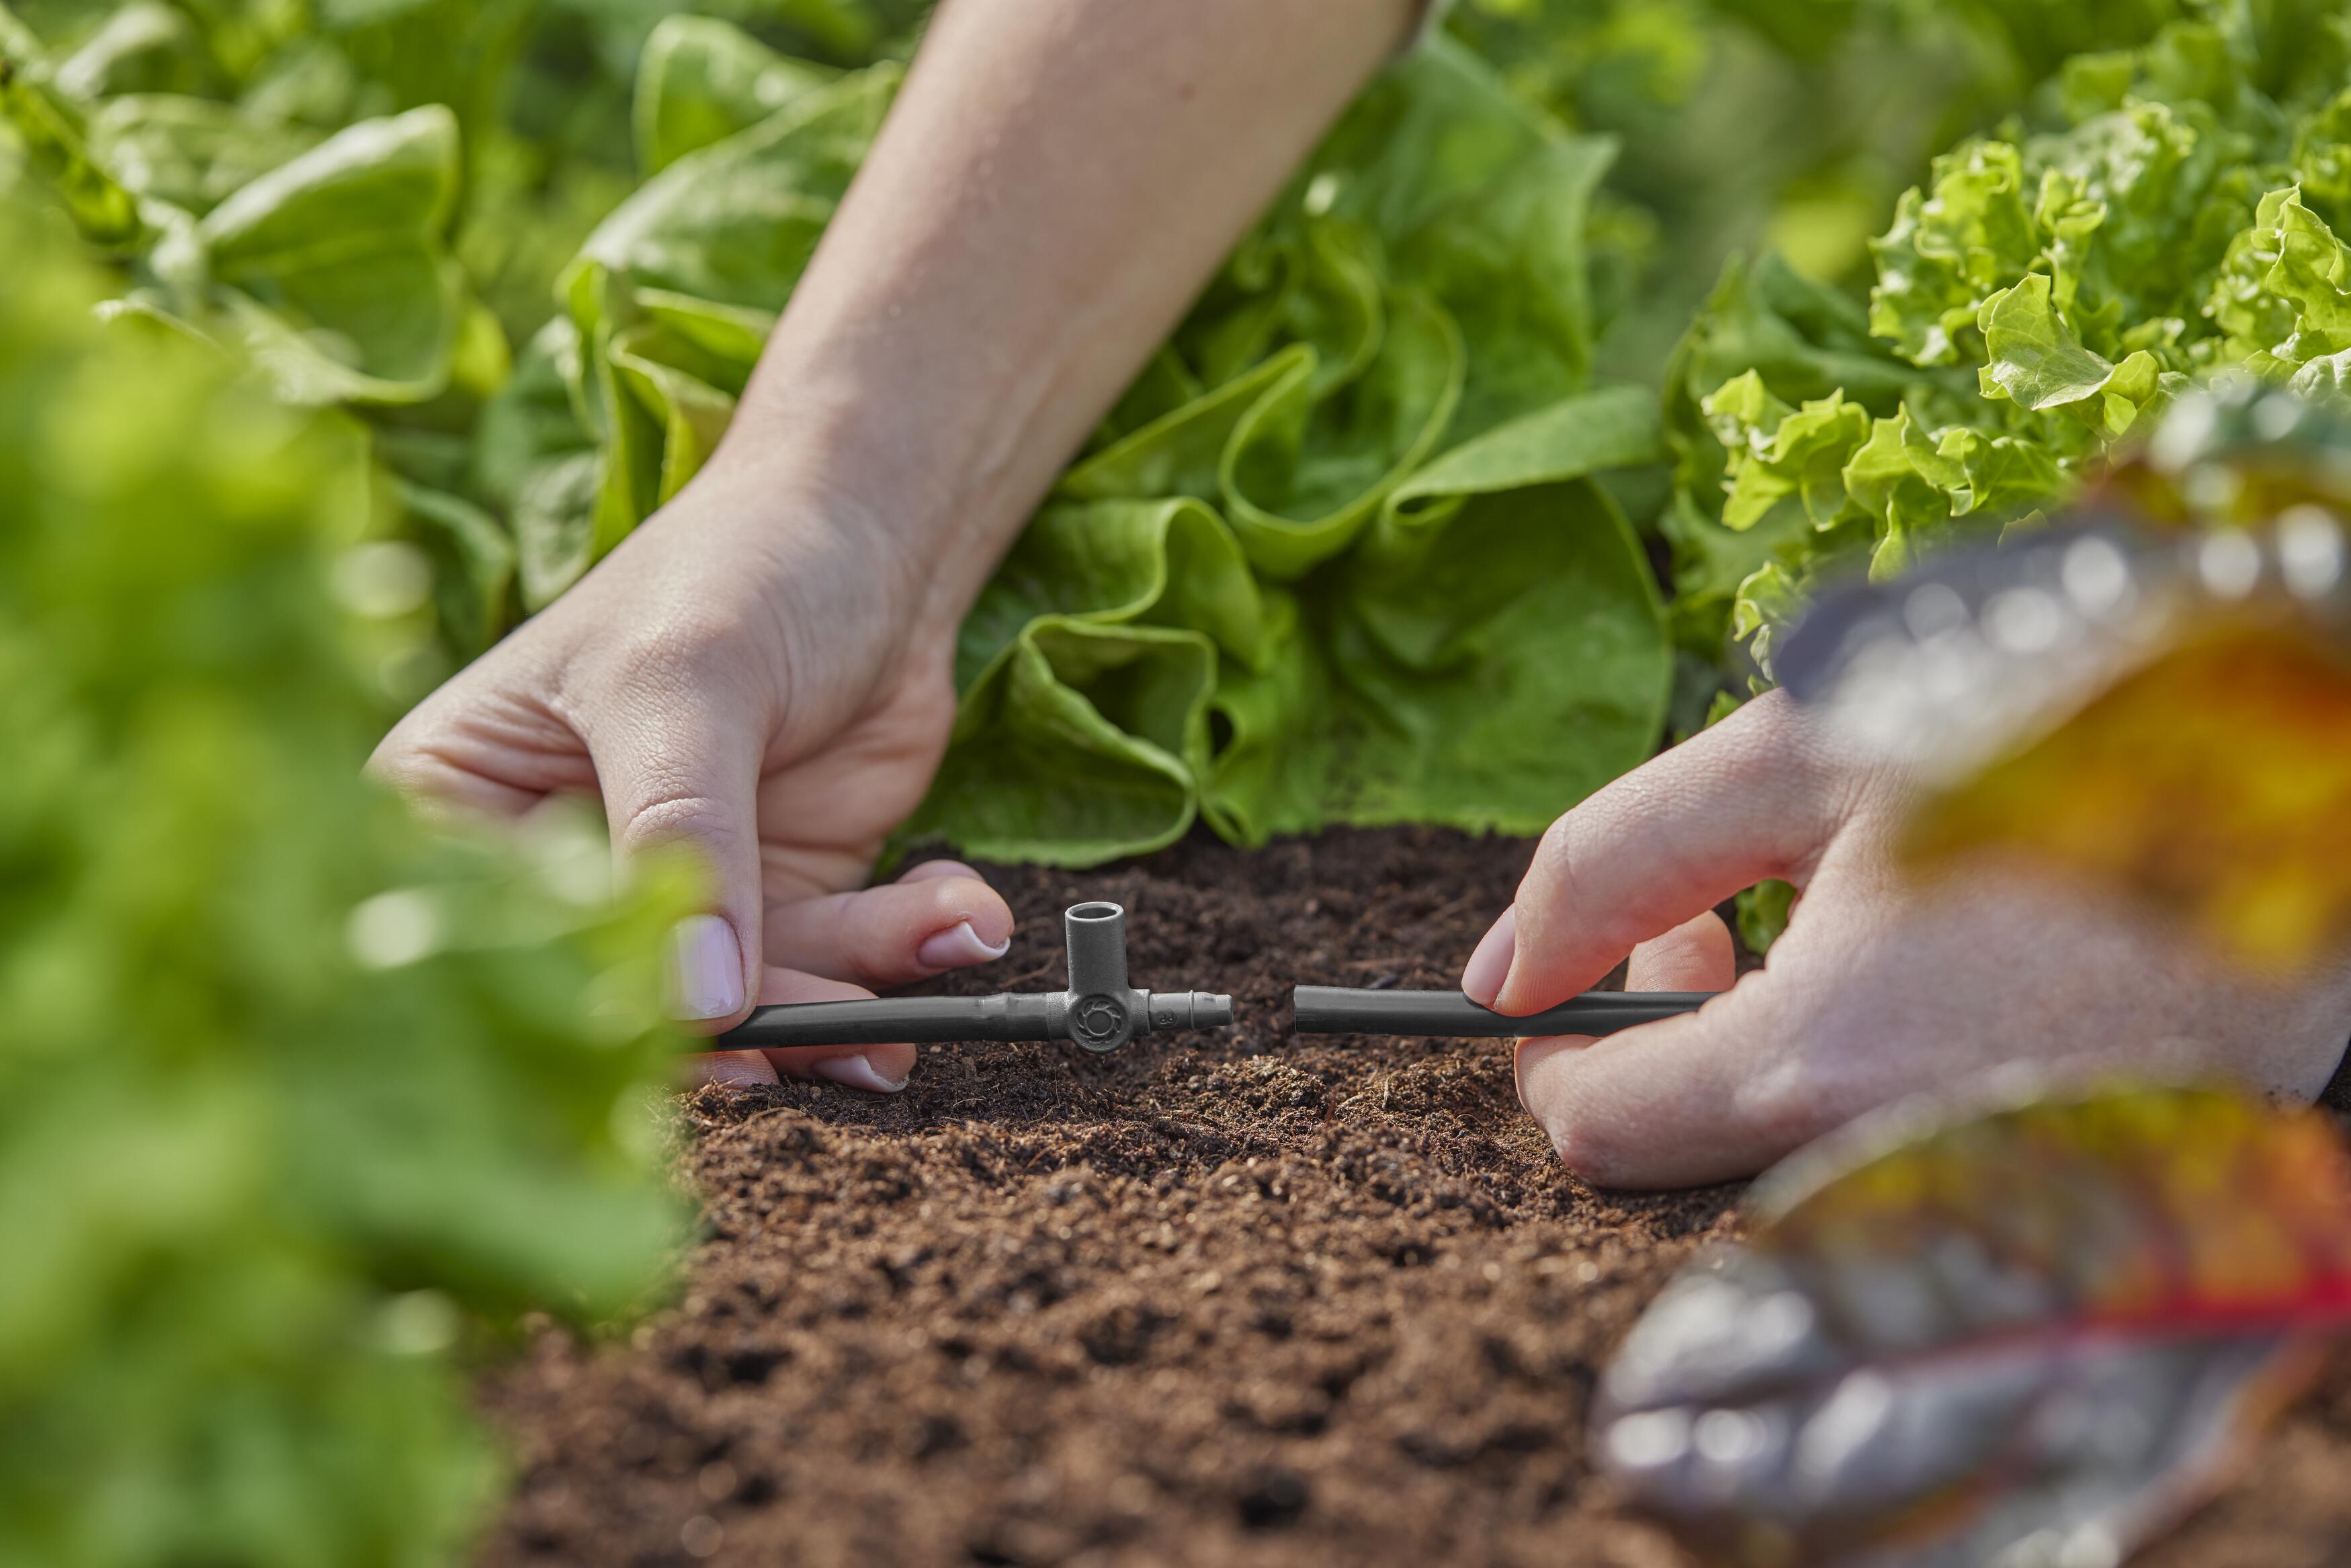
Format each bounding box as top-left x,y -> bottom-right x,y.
896,494 -> 1267,865
1675,14 -> 2351,674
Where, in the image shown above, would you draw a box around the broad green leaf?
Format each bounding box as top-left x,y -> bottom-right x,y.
633,15 -> 841,177
1392,129 -> 1615,439
472,316 -> 591,513
607,320 -> 736,507
632,288 -> 771,386
197,105 -> 464,404
50,0 -> 211,100
957,496 -> 1265,689
0,9 -> 141,246
914,498 -> 1263,863
1060,346 -> 1313,506
1390,380 -> 1662,506
87,92 -> 319,214
1598,1078 -> 2351,1568
1318,474 -> 1668,832
567,64 -> 896,324
511,449 -> 599,612
394,480 -> 513,660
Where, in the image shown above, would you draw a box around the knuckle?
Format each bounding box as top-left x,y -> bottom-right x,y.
615,792 -> 736,859
1522,811 -> 1585,910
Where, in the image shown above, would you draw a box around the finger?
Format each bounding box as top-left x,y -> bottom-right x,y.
1625,910 -> 1737,992
763,872 -> 1014,987
691,1050 -> 781,1088
368,669 -> 597,816
687,968 -> 919,1093
1476,691 -> 1852,1015
897,858 -> 983,884
1514,978 -> 1821,1188
588,680 -> 769,1034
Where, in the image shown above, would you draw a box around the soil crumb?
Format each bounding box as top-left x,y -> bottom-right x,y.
478,826 -> 2351,1568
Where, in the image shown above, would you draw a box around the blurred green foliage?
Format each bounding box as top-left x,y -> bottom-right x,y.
0,195 -> 693,1566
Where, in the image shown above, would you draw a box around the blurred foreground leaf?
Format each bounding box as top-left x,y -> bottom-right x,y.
1905,620 -> 2351,972
1595,1080 -> 2351,1568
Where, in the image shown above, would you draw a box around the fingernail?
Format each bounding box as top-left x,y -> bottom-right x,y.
814,1053 -> 909,1093
916,920 -> 1011,970
1462,906 -> 1517,1007
667,914 -> 745,1020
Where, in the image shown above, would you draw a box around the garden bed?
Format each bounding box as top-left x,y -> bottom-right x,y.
479,827 -> 2351,1568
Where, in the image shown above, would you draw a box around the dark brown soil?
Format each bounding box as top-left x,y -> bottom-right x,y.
478,826 -> 2351,1568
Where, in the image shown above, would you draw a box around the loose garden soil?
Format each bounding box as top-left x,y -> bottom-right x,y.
480,827 -> 2351,1568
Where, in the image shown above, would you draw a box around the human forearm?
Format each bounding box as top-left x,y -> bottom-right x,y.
709,0 -> 1421,621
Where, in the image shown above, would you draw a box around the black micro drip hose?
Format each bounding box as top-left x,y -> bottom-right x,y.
716,994 -> 1060,1050
1292,987 -> 1712,1039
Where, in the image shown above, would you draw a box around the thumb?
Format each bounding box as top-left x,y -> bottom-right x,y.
588,695 -> 767,1032
1514,973 -> 1813,1189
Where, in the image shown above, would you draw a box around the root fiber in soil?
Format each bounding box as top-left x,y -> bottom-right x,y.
478,827 -> 2351,1568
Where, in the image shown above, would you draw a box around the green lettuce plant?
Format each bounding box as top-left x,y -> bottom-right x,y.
1666,3 -> 2351,671
529,23 -> 1674,865
0,194 -> 691,1567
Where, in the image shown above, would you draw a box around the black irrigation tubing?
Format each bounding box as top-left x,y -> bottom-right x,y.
1290,987 -> 1712,1038
711,900 -> 1712,1054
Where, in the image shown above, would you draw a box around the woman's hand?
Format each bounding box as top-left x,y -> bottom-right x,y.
372,458 -> 1015,1090
380,0 -> 1428,1089
1463,691 -> 2351,1188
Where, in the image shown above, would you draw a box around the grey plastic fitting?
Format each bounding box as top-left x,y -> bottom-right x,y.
715,900 -> 1233,1055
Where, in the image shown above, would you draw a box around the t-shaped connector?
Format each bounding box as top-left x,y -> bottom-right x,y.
714,901 -> 1234,1056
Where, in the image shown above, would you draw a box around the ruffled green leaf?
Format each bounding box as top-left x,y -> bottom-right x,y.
1206,385 -> 1671,844
904,619 -> 1215,867
1976,272 -> 2169,438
